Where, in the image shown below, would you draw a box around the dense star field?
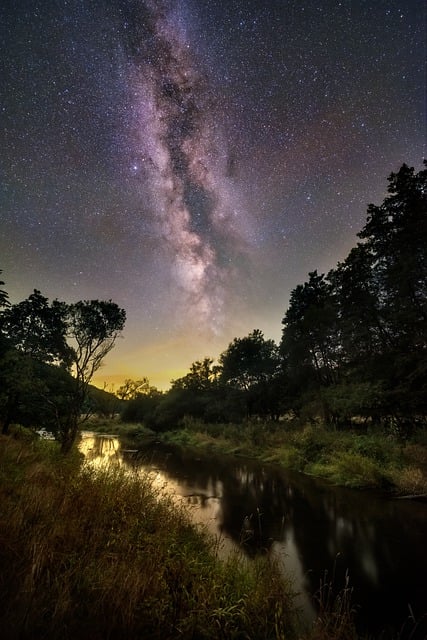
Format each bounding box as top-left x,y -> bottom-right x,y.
1,0 -> 425,388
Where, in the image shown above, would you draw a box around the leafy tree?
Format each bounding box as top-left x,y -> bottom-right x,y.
19,361 -> 78,435
122,393 -> 163,427
219,330 -> 281,419
329,244 -> 387,364
355,163 -> 427,428
281,272 -> 340,392
220,330 -> 280,391
61,300 -> 126,451
0,270 -> 9,309
0,346 -> 37,434
280,163 -> 427,430
118,378 -> 163,426
116,378 -> 151,400
0,292 -> 126,451
358,162 -> 427,349
0,290 -> 69,364
171,358 -> 220,391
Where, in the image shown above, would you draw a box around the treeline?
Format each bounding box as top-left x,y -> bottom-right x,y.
123,163 -> 427,436
1,163 -> 426,445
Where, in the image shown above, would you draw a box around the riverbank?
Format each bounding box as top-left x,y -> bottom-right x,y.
163,421 -> 427,496
87,417 -> 427,496
0,432 -> 359,640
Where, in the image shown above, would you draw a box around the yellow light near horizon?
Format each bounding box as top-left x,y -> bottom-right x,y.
92,368 -> 185,393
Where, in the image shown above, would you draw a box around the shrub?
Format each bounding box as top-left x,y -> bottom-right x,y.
322,452 -> 388,489
391,466 -> 427,495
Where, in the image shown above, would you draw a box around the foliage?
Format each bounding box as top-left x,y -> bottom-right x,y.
0,435 -> 305,640
121,387 -> 164,427
0,289 -> 69,364
116,377 -> 152,400
0,278 -> 126,453
171,357 -> 220,391
279,163 -> 427,432
0,270 -> 10,309
152,420 -> 427,495
220,329 -> 280,391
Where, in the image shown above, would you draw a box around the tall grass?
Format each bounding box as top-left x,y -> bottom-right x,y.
156,419 -> 427,494
1,434 -> 309,639
310,569 -> 357,640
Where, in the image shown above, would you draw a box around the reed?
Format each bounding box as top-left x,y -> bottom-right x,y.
0,434 -> 302,639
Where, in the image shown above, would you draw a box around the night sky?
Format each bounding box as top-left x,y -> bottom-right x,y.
1,0 -> 425,389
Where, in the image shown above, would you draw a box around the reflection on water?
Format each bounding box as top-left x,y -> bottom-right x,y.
80,434 -> 427,639
80,433 -> 121,464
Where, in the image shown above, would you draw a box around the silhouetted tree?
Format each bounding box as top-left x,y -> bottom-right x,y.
171,358 -> 220,391
116,378 -> 151,400
61,300 -> 126,451
280,163 -> 427,431
0,271 -> 9,309
0,290 -> 69,365
220,330 -> 281,419
0,292 -> 126,451
356,162 -> 427,429
280,271 -> 341,423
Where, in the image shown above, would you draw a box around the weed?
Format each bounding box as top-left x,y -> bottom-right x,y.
309,568 -> 357,640
0,434 -> 303,639
152,421 -> 427,494
391,466 -> 427,495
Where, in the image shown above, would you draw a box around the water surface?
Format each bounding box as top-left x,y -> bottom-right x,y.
81,434 -> 427,638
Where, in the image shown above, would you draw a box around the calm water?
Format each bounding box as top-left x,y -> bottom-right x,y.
81,434 -> 427,639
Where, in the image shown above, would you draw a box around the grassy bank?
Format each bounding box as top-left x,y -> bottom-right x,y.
155,419 -> 427,495
0,432 -> 360,640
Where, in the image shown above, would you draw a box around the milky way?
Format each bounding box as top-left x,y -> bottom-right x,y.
124,0 -> 249,334
0,0 -> 425,387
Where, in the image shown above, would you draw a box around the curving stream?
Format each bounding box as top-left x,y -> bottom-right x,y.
80,433 -> 427,639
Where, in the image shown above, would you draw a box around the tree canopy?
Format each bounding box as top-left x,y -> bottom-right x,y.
1,163 -> 425,439
0,282 -> 126,451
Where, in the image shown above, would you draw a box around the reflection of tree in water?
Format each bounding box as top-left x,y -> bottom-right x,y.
128,443 -> 427,639
81,434 -> 120,461
290,485 -> 427,639
217,467 -> 290,556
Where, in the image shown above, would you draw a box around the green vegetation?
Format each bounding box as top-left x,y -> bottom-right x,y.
1,164 -> 426,456
0,433 -> 361,640
120,164 -> 427,439
0,284 -> 125,452
1,160 -> 424,636
150,420 -> 426,495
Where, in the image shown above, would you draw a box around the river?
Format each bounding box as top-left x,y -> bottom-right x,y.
80,433 -> 427,639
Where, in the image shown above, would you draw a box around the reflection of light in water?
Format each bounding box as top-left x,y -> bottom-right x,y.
137,469 -> 237,556
336,516 -> 354,537
360,548 -> 379,585
272,527 -> 317,627
79,433 -> 122,466
80,437 -> 238,558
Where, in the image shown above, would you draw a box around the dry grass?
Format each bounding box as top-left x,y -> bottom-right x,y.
0,434 -> 305,639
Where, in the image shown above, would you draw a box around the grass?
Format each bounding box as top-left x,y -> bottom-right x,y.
1,432 -> 349,639
84,413 -> 427,493
152,419 -> 427,495
82,415 -> 155,443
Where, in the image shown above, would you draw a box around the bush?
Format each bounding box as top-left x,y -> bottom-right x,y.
315,452 -> 388,489
291,426 -> 331,465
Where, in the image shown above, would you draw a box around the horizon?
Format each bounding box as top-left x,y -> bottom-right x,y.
1,0 -> 425,391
